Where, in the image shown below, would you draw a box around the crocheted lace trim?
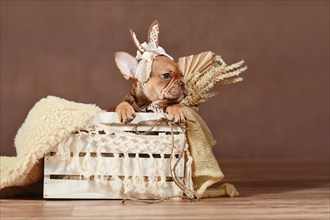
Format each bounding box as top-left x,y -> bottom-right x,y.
55,123 -> 193,199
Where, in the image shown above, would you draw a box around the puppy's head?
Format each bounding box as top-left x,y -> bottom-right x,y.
115,51 -> 187,107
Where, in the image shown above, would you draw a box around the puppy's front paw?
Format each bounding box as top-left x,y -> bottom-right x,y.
115,102 -> 136,123
166,104 -> 186,124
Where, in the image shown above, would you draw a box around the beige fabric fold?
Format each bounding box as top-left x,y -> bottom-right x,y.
184,107 -> 239,198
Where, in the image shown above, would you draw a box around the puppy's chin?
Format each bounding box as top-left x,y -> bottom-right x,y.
145,83 -> 188,108
152,94 -> 186,108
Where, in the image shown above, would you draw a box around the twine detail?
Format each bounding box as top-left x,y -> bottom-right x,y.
133,118 -> 197,199
105,118 -> 198,200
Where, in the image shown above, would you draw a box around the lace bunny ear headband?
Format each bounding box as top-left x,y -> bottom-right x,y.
130,20 -> 173,83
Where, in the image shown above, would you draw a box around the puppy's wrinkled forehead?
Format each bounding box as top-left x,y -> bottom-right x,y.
152,56 -> 182,76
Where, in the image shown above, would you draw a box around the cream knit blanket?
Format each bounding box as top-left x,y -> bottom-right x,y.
0,96 -> 102,192
0,96 -> 238,198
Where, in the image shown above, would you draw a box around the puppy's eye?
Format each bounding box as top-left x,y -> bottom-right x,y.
160,73 -> 171,80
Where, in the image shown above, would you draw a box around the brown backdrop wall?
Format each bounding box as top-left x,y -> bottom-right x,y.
1,1 -> 329,159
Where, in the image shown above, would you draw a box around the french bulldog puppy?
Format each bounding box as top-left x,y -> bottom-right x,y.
114,52 -> 188,123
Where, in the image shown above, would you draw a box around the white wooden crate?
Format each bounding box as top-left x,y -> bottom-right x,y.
44,112 -> 193,199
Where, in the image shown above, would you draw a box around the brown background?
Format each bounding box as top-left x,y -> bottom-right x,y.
1,1 -> 329,159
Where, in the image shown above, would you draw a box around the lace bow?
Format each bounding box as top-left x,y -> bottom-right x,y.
130,21 -> 173,83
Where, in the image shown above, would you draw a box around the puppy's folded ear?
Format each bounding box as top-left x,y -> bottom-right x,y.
115,52 -> 138,80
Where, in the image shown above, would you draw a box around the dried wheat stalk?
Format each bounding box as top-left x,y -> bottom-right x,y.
179,51 -> 246,107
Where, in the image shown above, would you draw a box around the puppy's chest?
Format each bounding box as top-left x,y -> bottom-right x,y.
129,87 -> 151,112
130,94 -> 165,115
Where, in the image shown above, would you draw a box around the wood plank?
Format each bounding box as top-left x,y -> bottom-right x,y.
44,179 -> 183,199
0,159 -> 329,220
44,155 -> 184,177
93,112 -> 182,132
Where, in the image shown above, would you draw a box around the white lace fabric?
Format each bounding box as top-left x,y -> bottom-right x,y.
56,123 -> 193,199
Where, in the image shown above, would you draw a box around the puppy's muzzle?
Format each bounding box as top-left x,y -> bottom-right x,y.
167,80 -> 188,101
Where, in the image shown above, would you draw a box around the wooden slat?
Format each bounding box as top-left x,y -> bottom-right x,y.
93,112 -> 183,132
94,112 -> 165,124
44,177 -> 183,199
44,155 -> 185,177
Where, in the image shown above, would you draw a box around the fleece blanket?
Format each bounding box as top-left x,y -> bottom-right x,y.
0,96 -> 238,198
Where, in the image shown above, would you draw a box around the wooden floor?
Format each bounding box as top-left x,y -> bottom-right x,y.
1,159 -> 329,220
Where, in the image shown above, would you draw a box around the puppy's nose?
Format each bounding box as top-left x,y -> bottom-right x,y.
178,80 -> 185,88
178,80 -> 188,97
